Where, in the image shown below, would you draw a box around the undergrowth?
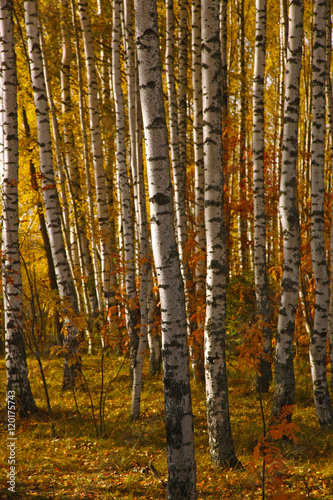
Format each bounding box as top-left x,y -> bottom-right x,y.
0,351 -> 332,499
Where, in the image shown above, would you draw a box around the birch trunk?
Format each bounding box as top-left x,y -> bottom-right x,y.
272,0 -> 303,419
237,0 -> 248,270
112,0 -> 139,409
123,0 -> 159,414
77,0 -> 116,316
310,0 -> 333,427
24,0 -> 82,389
135,78 -> 161,375
166,0 -> 189,276
191,0 -> 205,383
252,0 -> 272,393
177,0 -> 188,261
60,0 -> 98,325
166,0 -> 196,381
37,23 -> 79,306
221,0 -> 228,121
71,0 -> 104,317
134,0 -> 196,496
326,0 -> 333,389
202,0 -> 239,467
22,108 -> 62,344
220,0 -> 230,278
0,0 -> 37,416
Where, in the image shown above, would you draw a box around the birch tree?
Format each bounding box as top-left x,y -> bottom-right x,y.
176,0 -> 188,263
134,0 -> 196,496
60,0 -> 98,323
325,0 -> 333,388
112,0 -> 140,406
70,0 -> 104,317
310,0 -> 333,426
24,0 -> 82,389
0,0 -> 37,416
123,0 -> 160,415
252,0 -> 272,393
77,0 -> 116,316
272,0 -> 303,419
237,0 -> 248,270
165,0 -> 188,270
202,0 -> 239,467
191,0 -> 205,383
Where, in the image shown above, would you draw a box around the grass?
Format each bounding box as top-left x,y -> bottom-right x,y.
0,350 -> 332,499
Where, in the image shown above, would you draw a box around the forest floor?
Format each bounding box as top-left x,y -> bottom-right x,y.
0,349 -> 332,499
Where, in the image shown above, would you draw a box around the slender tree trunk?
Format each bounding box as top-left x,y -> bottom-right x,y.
271,0 -> 287,270
325,0 -> 333,389
60,0 -> 98,326
112,0 -> 139,406
77,0 -> 116,316
237,0 -> 248,271
177,0 -> 188,261
134,0 -> 196,496
272,0 -> 303,419
37,22 -> 79,305
220,0 -> 231,282
166,0 -> 188,270
252,0 -> 272,393
71,0 -> 104,318
22,108 -> 62,344
191,0 -> 205,384
166,0 -> 196,381
310,0 -> 333,426
0,0 -> 37,416
202,0 -> 239,467
135,75 -> 161,375
96,0 -> 117,278
123,0 -> 159,414
24,0 -> 82,389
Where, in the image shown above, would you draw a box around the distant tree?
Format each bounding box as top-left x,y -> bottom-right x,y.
0,0 -> 37,415
134,0 -> 196,496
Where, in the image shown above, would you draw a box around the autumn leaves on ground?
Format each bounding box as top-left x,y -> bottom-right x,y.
0,348 -> 332,499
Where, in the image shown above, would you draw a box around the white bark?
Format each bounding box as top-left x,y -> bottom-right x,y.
325,0 -> 333,389
134,0 -> 196,496
310,0 -> 333,426
237,0 -> 248,269
112,0 -> 139,412
77,0 -> 116,315
70,0 -> 104,317
60,0 -> 99,324
24,0 -> 82,389
177,0 -> 188,259
0,0 -> 37,415
272,0 -> 303,418
191,0 -> 205,383
202,0 -> 238,467
166,0 -> 189,280
252,0 -> 272,392
123,0 -> 159,415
